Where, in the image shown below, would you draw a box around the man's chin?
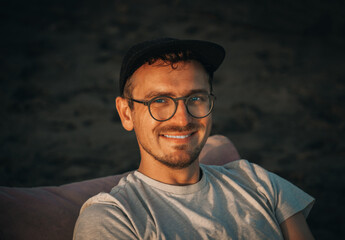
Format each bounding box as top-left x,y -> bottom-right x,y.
154,150 -> 201,169
156,156 -> 197,169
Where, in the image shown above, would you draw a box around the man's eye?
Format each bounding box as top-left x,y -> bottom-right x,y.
191,95 -> 208,102
191,97 -> 201,102
153,98 -> 166,103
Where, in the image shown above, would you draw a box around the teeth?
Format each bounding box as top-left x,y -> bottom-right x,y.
164,134 -> 191,139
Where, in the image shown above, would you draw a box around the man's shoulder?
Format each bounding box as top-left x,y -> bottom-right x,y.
79,192 -> 118,214
79,172 -> 139,213
203,159 -> 268,177
202,159 -> 275,190
74,177 -> 141,240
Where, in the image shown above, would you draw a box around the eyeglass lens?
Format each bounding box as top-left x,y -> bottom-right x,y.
149,93 -> 213,121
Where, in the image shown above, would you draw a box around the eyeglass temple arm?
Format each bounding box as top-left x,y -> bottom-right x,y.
129,98 -> 149,106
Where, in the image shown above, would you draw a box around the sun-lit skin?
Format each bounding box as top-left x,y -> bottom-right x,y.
116,60 -> 212,185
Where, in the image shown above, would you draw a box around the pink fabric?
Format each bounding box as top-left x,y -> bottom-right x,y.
0,135 -> 240,240
199,135 -> 240,165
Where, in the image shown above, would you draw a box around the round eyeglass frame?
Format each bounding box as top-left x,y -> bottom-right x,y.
129,93 -> 215,122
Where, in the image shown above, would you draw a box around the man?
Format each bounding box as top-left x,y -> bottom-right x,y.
74,38 -> 314,239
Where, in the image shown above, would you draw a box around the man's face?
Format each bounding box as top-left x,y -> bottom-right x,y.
122,60 -> 212,169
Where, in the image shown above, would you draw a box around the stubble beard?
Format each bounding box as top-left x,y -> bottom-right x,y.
140,122 -> 207,169
142,141 -> 204,169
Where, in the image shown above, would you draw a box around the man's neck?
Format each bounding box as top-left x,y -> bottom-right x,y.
137,159 -> 201,186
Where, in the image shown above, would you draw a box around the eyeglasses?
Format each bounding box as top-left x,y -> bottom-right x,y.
129,92 -> 215,122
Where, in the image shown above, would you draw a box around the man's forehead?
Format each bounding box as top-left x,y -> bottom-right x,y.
132,60 -> 208,81
143,89 -> 210,99
130,60 -> 210,97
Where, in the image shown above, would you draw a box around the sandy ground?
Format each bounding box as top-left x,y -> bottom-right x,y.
1,0 -> 345,238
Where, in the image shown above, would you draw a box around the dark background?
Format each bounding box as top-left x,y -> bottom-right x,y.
1,0 -> 344,238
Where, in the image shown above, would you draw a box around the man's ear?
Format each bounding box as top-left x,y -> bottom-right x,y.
116,97 -> 134,131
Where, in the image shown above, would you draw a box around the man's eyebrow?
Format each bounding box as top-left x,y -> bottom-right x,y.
144,91 -> 172,99
144,89 -> 209,99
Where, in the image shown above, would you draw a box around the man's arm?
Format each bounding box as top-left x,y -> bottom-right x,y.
280,211 -> 314,240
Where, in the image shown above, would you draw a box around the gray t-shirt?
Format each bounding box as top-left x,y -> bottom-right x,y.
73,160 -> 314,240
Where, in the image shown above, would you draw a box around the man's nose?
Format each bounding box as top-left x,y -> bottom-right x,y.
170,100 -> 192,125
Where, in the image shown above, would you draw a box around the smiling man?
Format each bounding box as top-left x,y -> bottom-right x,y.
73,38 -> 315,239
121,59 -> 212,185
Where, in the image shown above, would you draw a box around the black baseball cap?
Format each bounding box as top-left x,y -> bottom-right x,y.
119,37 -> 226,95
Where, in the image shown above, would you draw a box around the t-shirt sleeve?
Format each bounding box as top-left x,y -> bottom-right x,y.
73,196 -> 138,240
247,161 -> 315,224
266,171 -> 315,224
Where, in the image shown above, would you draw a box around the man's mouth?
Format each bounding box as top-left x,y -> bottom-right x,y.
163,134 -> 192,139
158,123 -> 201,141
